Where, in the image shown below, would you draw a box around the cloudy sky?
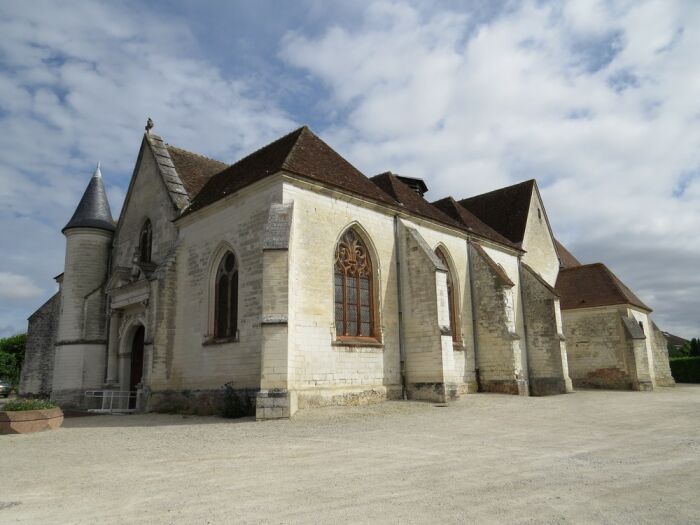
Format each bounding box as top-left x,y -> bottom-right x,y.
1,0 -> 698,338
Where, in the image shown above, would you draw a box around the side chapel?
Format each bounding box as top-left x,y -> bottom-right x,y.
19,122 -> 674,419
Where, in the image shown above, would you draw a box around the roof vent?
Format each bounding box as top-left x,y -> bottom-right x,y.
395,175 -> 428,197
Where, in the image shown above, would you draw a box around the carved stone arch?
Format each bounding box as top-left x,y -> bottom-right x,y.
434,244 -> 461,342
332,222 -> 381,340
207,241 -> 240,340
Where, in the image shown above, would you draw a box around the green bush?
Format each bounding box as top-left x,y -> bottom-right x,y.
670,356 -> 700,383
3,399 -> 57,411
0,333 -> 26,386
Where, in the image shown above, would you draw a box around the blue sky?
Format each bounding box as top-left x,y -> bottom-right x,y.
1,0 -> 699,338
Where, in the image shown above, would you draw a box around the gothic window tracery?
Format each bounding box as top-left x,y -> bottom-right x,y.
139,219 -> 152,263
215,251 -> 238,339
435,247 -> 459,341
334,229 -> 375,338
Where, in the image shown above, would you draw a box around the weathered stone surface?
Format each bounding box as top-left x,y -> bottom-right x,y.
20,292 -> 60,397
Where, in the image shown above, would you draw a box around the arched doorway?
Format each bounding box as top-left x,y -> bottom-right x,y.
129,325 -> 145,409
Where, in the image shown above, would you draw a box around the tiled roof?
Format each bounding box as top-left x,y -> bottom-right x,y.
63,164 -> 115,233
554,239 -> 582,268
167,145 -> 228,198
431,196 -> 520,249
459,179 -> 535,244
370,172 -> 464,229
186,126 -> 396,215
555,263 -> 651,312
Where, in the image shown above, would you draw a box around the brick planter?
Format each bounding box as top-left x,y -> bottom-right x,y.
0,407 -> 64,435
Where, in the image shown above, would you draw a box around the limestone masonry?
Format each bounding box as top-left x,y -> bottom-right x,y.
19,124 -> 674,419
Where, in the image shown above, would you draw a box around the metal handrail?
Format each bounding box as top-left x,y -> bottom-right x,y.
84,390 -> 141,413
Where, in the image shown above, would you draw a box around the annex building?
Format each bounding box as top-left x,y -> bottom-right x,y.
19,123 -> 674,419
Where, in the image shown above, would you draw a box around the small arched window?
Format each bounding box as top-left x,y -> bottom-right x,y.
215,251 -> 238,339
139,219 -> 152,263
435,248 -> 459,341
334,229 -> 375,338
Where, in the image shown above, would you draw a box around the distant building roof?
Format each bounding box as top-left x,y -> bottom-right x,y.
661,332 -> 688,348
62,164 -> 116,233
459,179 -> 535,244
554,239 -> 582,268
555,263 -> 651,312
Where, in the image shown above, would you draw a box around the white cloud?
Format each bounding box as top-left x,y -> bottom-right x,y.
0,273 -> 42,300
280,0 -> 700,337
0,0 -> 296,334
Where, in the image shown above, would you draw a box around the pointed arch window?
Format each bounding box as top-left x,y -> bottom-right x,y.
334,229 -> 375,338
139,219 -> 152,263
435,248 -> 459,341
215,251 -> 238,339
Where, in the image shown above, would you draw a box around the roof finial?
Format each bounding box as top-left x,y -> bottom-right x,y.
94,162 -> 102,178
145,117 -> 154,134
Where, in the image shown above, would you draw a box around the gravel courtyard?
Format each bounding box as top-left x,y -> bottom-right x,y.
2,386 -> 699,524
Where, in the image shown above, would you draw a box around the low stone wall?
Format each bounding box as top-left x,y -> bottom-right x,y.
147,387 -> 257,418
0,407 -> 64,434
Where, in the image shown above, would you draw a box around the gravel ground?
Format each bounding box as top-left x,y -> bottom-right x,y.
2,386 -> 700,524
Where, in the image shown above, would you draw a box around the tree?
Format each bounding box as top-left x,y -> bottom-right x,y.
0,333 -> 26,386
690,338 -> 700,358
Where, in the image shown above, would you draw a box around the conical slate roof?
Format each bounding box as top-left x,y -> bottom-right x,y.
62,164 -> 115,233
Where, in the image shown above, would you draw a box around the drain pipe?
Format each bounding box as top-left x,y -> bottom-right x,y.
466,238 -> 481,391
393,216 -> 407,399
517,256 -> 533,396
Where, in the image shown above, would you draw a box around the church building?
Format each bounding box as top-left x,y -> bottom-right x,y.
19,123 -> 674,419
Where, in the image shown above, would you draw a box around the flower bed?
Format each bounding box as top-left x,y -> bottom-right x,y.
0,399 -> 63,434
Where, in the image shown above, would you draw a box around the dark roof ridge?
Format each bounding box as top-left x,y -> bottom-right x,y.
558,262 -> 606,272
462,178 -> 536,201
458,179 -> 536,244
431,196 -> 520,250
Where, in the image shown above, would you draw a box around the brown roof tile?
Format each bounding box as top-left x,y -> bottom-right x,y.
370,172 -> 465,229
554,239 -> 582,268
431,196 -> 519,249
555,263 -> 651,311
185,126 -> 396,215
459,180 -> 535,244
167,145 -> 228,198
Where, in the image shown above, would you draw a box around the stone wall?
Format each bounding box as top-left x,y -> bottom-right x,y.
52,228 -> 111,406
562,307 -> 633,389
470,244 -> 526,395
521,188 -> 560,286
400,224 -> 456,402
521,265 -> 569,395
20,292 -> 60,396
146,176 -> 284,412
650,324 -> 675,387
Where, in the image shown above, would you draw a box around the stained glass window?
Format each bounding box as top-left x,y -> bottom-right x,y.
334,229 -> 375,337
215,252 -> 238,339
435,248 -> 459,341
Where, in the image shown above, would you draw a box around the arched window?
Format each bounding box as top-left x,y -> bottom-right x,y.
215,251 -> 238,339
435,248 -> 459,341
139,219 -> 152,263
334,229 -> 375,338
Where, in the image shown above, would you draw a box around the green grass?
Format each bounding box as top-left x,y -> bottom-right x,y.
2,399 -> 58,411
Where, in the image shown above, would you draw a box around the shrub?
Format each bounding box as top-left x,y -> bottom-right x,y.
3,399 -> 57,411
669,356 -> 700,383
